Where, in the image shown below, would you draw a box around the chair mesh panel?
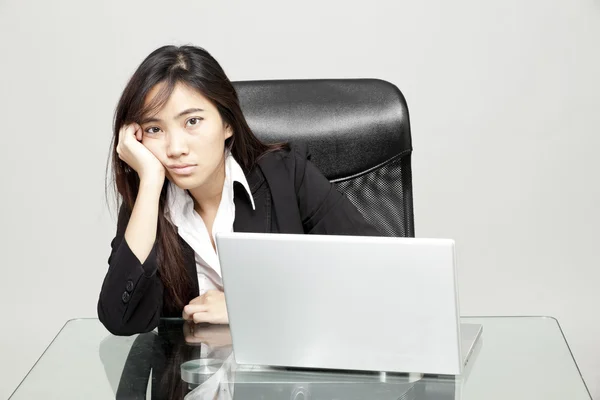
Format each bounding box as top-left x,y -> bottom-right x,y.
333,154 -> 414,238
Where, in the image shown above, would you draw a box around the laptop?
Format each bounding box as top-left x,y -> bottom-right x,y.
216,232 -> 482,375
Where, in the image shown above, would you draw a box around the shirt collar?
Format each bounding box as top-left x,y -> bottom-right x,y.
165,153 -> 255,226
227,153 -> 256,211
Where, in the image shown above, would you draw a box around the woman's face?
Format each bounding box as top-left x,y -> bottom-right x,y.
139,82 -> 232,190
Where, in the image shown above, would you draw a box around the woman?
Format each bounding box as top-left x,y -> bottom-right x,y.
98,45 -> 379,336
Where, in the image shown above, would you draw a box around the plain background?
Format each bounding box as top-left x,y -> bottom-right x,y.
0,0 -> 598,398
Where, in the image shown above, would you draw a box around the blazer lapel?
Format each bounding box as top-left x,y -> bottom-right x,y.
256,153 -> 303,233
233,165 -> 271,233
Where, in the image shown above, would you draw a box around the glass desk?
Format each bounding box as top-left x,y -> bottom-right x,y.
8,317 -> 591,399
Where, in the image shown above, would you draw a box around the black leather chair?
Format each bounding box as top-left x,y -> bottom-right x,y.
233,79 -> 415,237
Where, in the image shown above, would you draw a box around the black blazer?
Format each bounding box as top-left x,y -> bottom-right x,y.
98,144 -> 380,336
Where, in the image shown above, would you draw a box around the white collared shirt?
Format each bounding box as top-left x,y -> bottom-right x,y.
165,153 -> 255,296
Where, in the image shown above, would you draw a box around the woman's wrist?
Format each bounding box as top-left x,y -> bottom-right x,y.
139,174 -> 165,193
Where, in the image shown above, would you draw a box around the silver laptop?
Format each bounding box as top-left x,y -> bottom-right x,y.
216,232 -> 482,375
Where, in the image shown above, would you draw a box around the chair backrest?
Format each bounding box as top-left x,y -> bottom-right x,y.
233,79 -> 414,237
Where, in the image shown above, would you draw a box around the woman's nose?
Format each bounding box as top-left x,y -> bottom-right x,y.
166,131 -> 189,157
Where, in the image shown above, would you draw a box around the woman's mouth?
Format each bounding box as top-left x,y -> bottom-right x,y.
168,164 -> 197,176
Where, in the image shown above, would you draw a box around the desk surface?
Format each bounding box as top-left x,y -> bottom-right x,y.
9,316 -> 591,399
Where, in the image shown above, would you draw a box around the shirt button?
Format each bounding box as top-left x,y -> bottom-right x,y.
122,291 -> 131,303
126,280 -> 134,292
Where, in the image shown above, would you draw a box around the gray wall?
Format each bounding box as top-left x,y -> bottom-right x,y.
1,0 -> 598,398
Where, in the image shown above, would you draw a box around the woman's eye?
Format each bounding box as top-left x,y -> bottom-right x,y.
186,117 -> 203,127
145,127 -> 161,134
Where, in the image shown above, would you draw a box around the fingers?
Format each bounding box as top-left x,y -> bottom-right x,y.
118,123 -> 132,142
192,312 -> 212,324
202,290 -> 221,303
190,290 -> 219,305
116,123 -> 142,162
134,124 -> 143,141
118,123 -> 141,145
189,295 -> 205,305
183,291 -> 226,324
116,124 -> 131,157
182,304 -> 209,320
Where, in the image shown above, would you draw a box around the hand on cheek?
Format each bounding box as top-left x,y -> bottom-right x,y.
182,290 -> 229,324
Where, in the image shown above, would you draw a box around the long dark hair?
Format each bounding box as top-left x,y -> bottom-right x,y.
110,45 -> 283,311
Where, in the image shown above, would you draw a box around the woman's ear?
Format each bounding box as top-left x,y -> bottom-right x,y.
224,124 -> 233,140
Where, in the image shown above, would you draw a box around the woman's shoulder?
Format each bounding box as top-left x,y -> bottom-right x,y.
260,142 -> 309,162
258,142 -> 311,173
257,142 -> 312,188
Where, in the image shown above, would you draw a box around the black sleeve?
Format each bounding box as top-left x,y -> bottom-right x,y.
291,144 -> 382,236
97,204 -> 164,336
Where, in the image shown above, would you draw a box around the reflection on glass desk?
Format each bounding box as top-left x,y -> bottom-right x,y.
8,317 -> 591,400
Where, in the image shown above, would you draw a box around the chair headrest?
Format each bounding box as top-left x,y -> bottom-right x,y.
233,79 -> 412,180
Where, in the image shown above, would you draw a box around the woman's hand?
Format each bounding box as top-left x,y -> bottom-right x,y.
183,290 -> 229,324
116,123 -> 165,184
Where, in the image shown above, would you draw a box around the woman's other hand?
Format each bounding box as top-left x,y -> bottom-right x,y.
182,290 -> 229,324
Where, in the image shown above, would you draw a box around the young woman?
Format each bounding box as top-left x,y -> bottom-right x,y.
98,45 -> 379,336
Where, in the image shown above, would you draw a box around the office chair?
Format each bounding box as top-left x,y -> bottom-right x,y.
233,79 -> 415,237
